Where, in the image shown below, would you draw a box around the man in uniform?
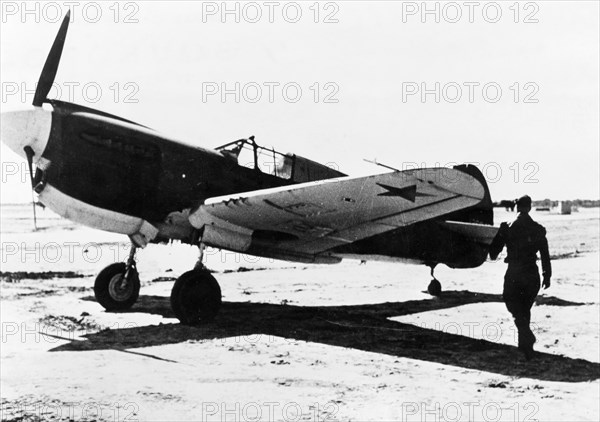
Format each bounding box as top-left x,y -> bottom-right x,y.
489,195 -> 552,359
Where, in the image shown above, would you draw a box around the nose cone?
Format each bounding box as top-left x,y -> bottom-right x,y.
1,107 -> 52,162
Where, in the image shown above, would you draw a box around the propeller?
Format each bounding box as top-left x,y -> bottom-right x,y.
24,9 -> 70,229
24,146 -> 38,230
32,10 -> 71,107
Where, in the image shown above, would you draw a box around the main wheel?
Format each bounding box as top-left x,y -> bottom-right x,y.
427,278 -> 442,296
94,263 -> 140,311
170,269 -> 222,325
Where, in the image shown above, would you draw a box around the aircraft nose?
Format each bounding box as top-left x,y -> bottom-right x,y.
0,107 -> 52,162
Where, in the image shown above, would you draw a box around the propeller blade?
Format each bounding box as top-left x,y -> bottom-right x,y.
24,146 -> 38,230
32,10 -> 71,107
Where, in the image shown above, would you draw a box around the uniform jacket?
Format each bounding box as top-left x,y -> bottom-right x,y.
489,212 -> 552,278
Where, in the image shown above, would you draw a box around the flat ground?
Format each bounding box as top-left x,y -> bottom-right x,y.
1,206 -> 599,421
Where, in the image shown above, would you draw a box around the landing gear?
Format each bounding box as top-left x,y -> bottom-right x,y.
427,264 -> 442,296
94,246 -> 140,311
170,269 -> 222,325
170,243 -> 222,325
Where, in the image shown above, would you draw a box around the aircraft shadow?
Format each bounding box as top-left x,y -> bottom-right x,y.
55,290 -> 598,382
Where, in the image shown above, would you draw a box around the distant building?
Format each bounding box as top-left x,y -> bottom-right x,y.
559,201 -> 572,215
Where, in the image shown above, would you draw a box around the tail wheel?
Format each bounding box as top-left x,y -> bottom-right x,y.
94,262 -> 140,311
170,269 -> 222,325
427,278 -> 442,296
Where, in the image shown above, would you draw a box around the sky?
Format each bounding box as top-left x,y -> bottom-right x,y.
1,0 -> 599,204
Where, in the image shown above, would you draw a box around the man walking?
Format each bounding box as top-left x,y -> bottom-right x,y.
489,195 -> 552,359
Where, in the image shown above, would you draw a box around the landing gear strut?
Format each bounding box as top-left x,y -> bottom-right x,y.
170,243 -> 222,325
427,264 -> 442,296
94,245 -> 140,311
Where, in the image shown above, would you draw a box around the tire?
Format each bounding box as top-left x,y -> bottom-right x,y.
427,278 -> 442,296
94,263 -> 140,311
170,269 -> 222,325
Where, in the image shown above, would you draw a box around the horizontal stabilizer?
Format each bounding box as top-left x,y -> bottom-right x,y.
439,221 -> 499,245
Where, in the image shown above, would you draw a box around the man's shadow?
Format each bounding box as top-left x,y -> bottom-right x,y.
52,290 -> 599,382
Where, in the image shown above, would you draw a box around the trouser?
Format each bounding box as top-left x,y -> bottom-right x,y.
503,263 -> 540,350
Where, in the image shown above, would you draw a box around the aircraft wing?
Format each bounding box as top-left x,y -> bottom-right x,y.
189,168 -> 487,256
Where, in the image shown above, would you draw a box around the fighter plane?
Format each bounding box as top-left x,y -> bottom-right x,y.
1,12 -> 498,324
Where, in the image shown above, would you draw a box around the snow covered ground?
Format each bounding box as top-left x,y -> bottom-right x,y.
1,205 -> 598,421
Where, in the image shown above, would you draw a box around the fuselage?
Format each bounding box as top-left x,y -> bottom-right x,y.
1,100 -> 494,268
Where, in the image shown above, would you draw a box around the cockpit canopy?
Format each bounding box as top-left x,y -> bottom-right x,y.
215,136 -> 346,183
